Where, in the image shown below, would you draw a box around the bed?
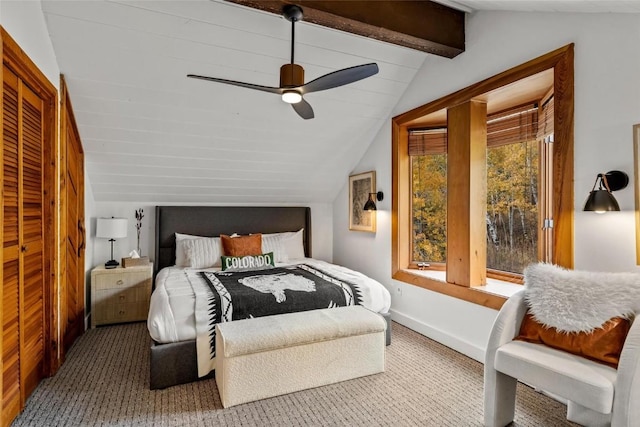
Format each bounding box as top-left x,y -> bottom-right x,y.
148,206 -> 392,389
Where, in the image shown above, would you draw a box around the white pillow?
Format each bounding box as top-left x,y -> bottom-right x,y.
281,229 -> 305,260
260,229 -> 305,262
261,232 -> 294,262
175,233 -> 200,267
182,237 -> 222,268
175,233 -> 222,268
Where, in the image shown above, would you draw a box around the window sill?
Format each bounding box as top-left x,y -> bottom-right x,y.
474,279 -> 522,298
394,269 -> 519,310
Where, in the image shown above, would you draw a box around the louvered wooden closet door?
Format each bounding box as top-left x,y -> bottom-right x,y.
20,75 -> 45,401
2,64 -> 45,421
3,64 -> 22,423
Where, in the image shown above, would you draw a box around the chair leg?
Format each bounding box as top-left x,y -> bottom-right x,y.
567,401 -> 611,427
484,370 -> 517,427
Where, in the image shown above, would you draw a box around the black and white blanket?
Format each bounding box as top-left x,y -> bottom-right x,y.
194,264 -> 363,376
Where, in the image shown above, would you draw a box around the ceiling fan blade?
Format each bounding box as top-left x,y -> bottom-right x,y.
291,98 -> 314,120
187,74 -> 284,95
301,63 -> 379,94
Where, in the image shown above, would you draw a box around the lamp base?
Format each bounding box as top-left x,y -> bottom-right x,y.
105,259 -> 119,269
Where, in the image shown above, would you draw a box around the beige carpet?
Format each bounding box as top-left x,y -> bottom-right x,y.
13,321 -> 576,426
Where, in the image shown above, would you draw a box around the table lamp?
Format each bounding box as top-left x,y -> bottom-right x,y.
96,217 -> 128,269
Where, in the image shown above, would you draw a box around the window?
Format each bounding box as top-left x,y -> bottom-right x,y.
409,103 -> 551,275
410,129 -> 447,264
392,45 -> 574,309
485,104 -> 542,274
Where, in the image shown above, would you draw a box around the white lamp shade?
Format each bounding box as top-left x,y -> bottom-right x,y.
96,217 -> 128,239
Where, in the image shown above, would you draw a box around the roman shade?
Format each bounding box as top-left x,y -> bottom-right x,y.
408,103 -> 540,155
537,96 -> 554,139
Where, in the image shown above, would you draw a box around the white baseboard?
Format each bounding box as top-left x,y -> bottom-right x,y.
390,309 -> 486,363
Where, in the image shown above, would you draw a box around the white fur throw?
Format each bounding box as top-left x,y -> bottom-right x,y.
523,263 -> 640,333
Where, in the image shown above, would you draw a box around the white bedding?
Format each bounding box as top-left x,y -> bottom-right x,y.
147,258 -> 391,345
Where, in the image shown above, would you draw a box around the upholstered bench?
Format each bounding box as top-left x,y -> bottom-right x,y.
215,306 -> 386,408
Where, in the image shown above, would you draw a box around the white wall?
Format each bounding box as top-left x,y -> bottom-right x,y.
90,202 -> 334,270
334,11 -> 640,362
0,0 -> 59,89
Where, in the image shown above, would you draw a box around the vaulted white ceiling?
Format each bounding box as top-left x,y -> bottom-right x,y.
41,0 -> 427,203
41,1 -> 640,204
448,0 -> 640,14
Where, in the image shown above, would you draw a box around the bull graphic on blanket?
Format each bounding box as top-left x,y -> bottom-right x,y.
200,264 -> 364,358
239,272 -> 315,303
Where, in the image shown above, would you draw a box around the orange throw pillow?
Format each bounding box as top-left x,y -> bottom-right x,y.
220,234 -> 262,257
516,312 -> 630,367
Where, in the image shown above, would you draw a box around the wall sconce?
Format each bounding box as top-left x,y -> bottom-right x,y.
583,170 -> 629,213
96,217 -> 128,268
363,191 -> 384,211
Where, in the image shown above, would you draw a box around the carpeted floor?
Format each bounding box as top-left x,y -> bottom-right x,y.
13,321 -> 576,426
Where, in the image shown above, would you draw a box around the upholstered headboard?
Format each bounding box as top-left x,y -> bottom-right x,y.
154,206 -> 311,278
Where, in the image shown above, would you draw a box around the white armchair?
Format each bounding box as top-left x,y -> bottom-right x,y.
484,290 -> 640,427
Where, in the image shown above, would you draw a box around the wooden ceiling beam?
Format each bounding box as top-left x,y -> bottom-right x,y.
224,0 -> 465,58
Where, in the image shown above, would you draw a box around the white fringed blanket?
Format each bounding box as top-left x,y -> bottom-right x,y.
523,263 -> 640,333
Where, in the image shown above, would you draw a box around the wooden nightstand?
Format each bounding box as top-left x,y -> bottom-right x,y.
90,263 -> 153,328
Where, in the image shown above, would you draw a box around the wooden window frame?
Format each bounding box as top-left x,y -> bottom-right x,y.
392,44 -> 574,310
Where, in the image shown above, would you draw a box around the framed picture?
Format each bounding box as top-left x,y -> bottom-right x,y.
634,124 -> 640,264
349,171 -> 376,232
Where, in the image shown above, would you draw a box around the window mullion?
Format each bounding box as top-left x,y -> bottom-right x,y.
446,100 -> 487,287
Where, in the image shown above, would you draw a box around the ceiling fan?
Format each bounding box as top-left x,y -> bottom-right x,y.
187,4 -> 379,120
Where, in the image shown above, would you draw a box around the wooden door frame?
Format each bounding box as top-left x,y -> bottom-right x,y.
1,27 -> 59,386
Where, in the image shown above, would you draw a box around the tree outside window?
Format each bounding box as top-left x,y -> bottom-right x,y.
486,140 -> 539,274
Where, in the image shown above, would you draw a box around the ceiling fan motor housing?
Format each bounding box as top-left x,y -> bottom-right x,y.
280,63 -> 305,88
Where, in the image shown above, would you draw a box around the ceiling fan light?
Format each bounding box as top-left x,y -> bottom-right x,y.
282,91 -> 302,104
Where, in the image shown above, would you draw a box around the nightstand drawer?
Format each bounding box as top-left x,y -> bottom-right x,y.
94,285 -> 150,306
94,271 -> 150,291
93,301 -> 149,325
